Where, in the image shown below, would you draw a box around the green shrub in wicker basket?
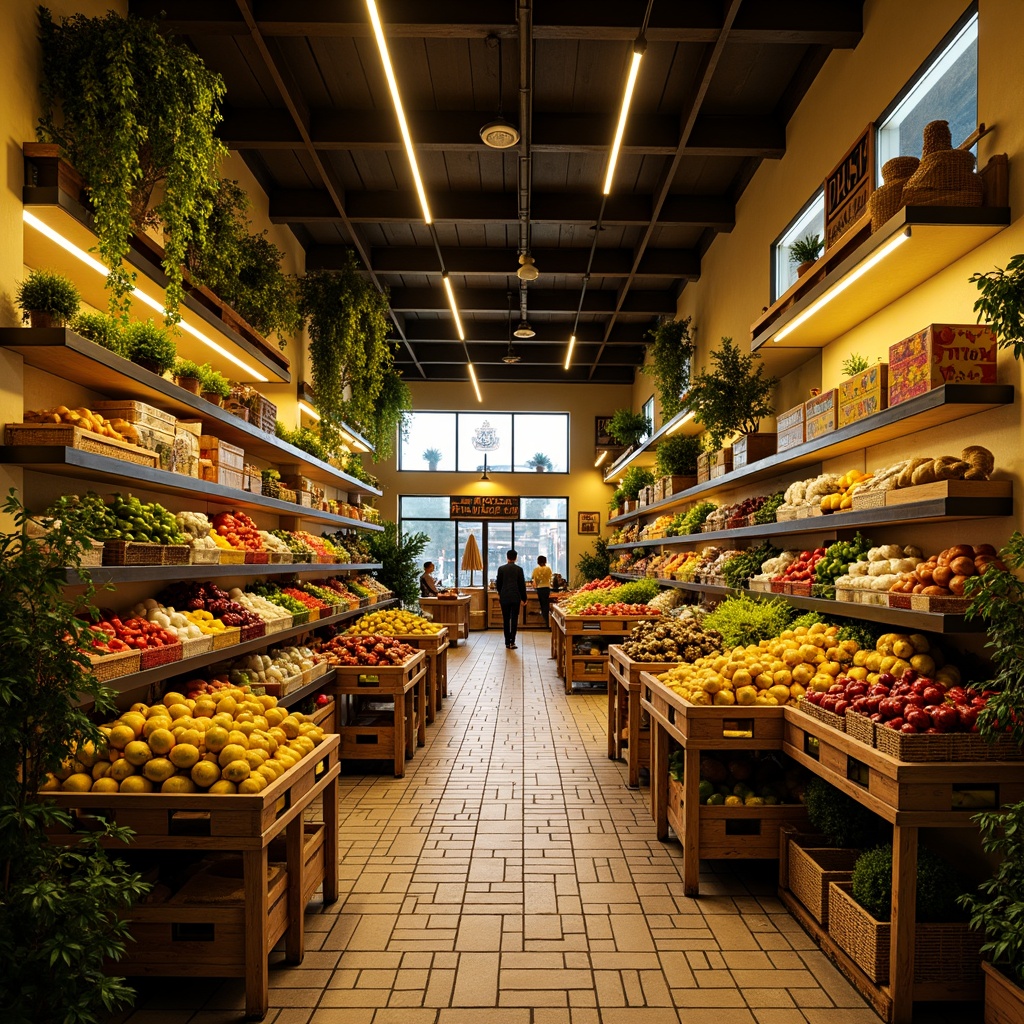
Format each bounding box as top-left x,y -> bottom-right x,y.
805,776 -> 887,848
852,844 -> 964,922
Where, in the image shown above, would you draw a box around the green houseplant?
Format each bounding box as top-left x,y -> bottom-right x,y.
172,358 -> 204,394
37,8 -> 226,320
198,364 -> 231,405
641,316 -> 696,419
607,408 -> 652,449
526,453 -> 553,472
366,520 -> 429,608
124,319 -> 176,375
841,353 -> 871,377
685,337 -> 778,452
71,311 -> 125,356
423,447 -> 443,471
620,465 -> 655,502
655,434 -> 702,479
575,536 -> 611,585
789,233 -> 823,274
16,269 -> 80,328
0,490 -> 150,1022
970,253 -> 1024,360
608,487 -> 626,514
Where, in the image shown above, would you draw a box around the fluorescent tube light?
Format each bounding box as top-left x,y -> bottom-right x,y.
366,0 -> 432,224
665,411 -> 695,435
468,362 -> 483,403
23,210 -> 268,381
298,400 -> 321,421
442,273 -> 465,341
774,229 -> 911,343
594,450 -> 609,468
564,334 -> 576,370
603,47 -> 644,195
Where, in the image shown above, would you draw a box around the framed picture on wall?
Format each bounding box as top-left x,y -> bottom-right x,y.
578,511 -> 600,535
595,416 -> 615,447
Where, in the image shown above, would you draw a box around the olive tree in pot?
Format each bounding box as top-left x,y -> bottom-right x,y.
959,532 -> 1024,1017
16,270 -> 80,328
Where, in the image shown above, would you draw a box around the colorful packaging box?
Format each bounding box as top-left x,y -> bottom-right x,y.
804,390 -> 838,441
838,363 -> 888,427
888,325 -> 997,406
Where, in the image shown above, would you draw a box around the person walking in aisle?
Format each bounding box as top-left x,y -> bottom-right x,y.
495,548 -> 527,649
532,554 -> 553,628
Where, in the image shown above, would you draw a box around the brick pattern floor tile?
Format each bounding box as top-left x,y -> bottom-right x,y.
111,630 -> 966,1024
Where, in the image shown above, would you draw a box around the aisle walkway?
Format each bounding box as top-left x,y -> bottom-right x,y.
119,630 -> 898,1024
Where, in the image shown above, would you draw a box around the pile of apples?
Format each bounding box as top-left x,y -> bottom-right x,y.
773,548 -> 827,585
319,634 -> 417,667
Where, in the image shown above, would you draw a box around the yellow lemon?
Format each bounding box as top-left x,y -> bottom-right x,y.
119,711 -> 147,737
193,700 -> 217,719
142,757 -> 176,784
238,775 -> 265,793
218,743 -> 248,768
226,730 -> 250,748
168,703 -> 193,721
208,779 -> 237,794
62,772 -> 93,792
109,758 -> 136,782
169,743 -> 201,770
91,761 -> 112,780
146,704 -> 169,719
91,776 -> 120,793
119,775 -> 154,793
244,750 -> 267,769
161,776 -> 196,794
221,759 -> 251,783
211,712 -> 234,730
190,760 -> 221,788
163,691 -> 188,707
204,726 -> 230,753
108,724 -> 135,750
147,728 -> 175,755
123,740 -> 153,767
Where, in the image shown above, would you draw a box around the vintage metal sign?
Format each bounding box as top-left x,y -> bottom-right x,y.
824,124 -> 875,251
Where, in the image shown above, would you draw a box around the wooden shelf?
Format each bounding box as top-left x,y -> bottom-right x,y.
65,561 -> 382,585
751,206 -> 1011,351
606,384 -> 1015,525
1,328 -> 381,497
97,598 -> 397,695
602,409 -> 700,483
607,493 -> 1013,549
278,668 -> 337,710
610,573 -> 982,633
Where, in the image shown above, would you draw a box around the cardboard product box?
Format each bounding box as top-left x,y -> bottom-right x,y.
732,432 -> 777,469
709,448 -> 733,479
697,452 -> 711,483
838,364 -> 888,427
776,403 -> 806,452
199,436 -> 244,471
888,324 -> 997,407
169,424 -> 200,477
805,390 -> 838,442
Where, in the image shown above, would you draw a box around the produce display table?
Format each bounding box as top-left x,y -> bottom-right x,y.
43,734 -> 341,1021
329,650 -> 427,777
778,706 -> 1024,1024
641,673 -> 803,897
607,646 -> 679,787
391,629 -> 450,716
550,603 -> 566,670
554,612 -> 659,694
419,595 -> 471,646
486,589 -> 548,630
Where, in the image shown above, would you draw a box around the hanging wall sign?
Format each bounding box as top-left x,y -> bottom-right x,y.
449,495 -> 520,520
824,124 -> 875,251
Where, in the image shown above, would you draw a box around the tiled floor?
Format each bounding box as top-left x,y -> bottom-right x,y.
114,629 -> 973,1024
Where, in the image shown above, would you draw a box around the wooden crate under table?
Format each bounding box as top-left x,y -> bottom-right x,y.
391,629 -> 450,718
42,735 -> 340,1021
329,651 -> 427,777
558,613 -> 660,694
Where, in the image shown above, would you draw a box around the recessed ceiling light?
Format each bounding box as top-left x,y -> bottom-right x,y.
480,118 -> 520,149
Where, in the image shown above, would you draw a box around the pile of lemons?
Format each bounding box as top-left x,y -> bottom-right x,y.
43,687 -> 326,795
345,609 -> 442,636
656,622 -> 858,706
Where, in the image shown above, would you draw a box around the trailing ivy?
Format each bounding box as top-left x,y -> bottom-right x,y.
641,316 -> 695,419
38,8 -> 226,320
366,370 -> 412,460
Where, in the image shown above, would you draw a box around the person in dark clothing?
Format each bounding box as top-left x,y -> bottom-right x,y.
495,548 -> 527,649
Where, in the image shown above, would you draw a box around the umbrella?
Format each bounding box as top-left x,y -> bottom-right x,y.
460,533 -> 483,587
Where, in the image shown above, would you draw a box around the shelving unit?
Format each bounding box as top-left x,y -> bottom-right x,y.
65,561 -> 381,585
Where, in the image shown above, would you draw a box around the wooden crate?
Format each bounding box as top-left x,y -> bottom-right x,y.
777,403 -> 806,452
805,390 -> 838,442
560,614 -> 660,694
884,478 -> 1012,506
4,422 -> 159,468
732,432 -> 777,468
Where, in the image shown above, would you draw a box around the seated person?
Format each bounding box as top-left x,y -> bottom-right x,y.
420,561 -> 443,597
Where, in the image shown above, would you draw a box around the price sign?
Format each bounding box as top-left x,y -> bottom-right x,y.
449,495 -> 520,520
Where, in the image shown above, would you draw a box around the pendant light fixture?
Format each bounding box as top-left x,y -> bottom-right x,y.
480,35 -> 520,149
517,253 -> 539,281
502,290 -> 521,363
514,320 -> 535,339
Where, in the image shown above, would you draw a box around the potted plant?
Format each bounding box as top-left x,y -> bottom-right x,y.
607,408 -> 652,449
685,337 -> 778,460
789,233 -> 823,277
16,269 -> 80,328
172,358 -> 204,395
608,487 -> 626,516
423,447 -> 443,471
620,466 -> 655,511
841,353 -> 870,376
654,434 -> 702,496
959,532 -> 1024,1018
366,520 -> 429,608
640,316 -> 695,419
71,310 -> 125,355
38,8 -> 226,319
970,253 -> 1024,360
198,363 -> 232,406
0,490 -> 150,1020
124,319 -> 176,375
526,453 -> 553,472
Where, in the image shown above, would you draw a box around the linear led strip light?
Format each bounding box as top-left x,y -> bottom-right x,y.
564,334 -> 576,370
467,362 -> 483,403
603,42 -> 646,196
594,450 -> 609,468
773,228 -> 912,343
442,273 -> 465,342
23,210 -> 269,382
664,411 -> 694,435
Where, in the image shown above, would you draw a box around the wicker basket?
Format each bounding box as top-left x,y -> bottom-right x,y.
789,581 -> 813,597
875,725 -> 952,762
888,592 -> 912,610
949,733 -> 1024,762
869,155 -> 920,231
103,540 -> 164,566
901,120 -> 983,209
279,487 -> 297,504
218,549 -> 246,565
211,627 -> 241,650
788,841 -> 859,925
140,643 -> 183,670
910,594 -> 968,614
827,881 -> 983,987
797,698 -> 846,733
78,539 -> 105,567
264,615 -> 292,635
4,422 -> 159,468
239,622 -> 267,643
161,544 -> 191,566
244,551 -> 269,564
290,609 -> 311,626
180,634 -> 214,660
844,712 -> 876,748
748,579 -> 771,594
87,648 -> 142,681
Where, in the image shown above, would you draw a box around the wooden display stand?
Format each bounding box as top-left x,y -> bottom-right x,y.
330,651 -> 427,777
419,595 -> 471,646
642,673 -> 799,897
779,708 -> 1024,1024
391,629 -> 450,716
486,590 -> 548,630
550,603 -> 567,670
607,646 -> 679,787
553,611 -> 659,694
43,735 -> 341,1021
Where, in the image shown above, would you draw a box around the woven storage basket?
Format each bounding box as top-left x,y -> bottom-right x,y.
844,711 -> 876,747
949,733 -> 1024,762
180,634 -> 214,660
239,622 -> 266,643
910,593 -> 968,614
869,155 -> 920,231
775,507 -> 800,521
888,592 -> 912,610
78,539 -> 105,567
901,120 -> 983,208
788,842 -> 859,925
88,648 -> 141,681
103,540 -> 164,566
264,615 -> 292,635
875,725 -> 952,762
190,547 -> 220,565
211,627 -> 241,650
290,609 -> 311,626
140,643 -> 182,670
797,698 -> 846,733
244,550 -> 269,564
267,551 -> 293,564
4,422 -> 159,468
161,544 -> 190,566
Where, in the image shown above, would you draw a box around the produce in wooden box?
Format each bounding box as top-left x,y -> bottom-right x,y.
346,609 -> 442,635
102,493 -> 186,544
848,631 -> 956,686
182,609 -> 231,635
819,469 -> 873,512
620,619 -> 722,663
84,615 -> 181,654
834,544 -> 923,594
43,688 -> 326,794
280,586 -> 331,613
258,530 -> 292,554
671,749 -> 807,805
227,647 -> 317,687
777,474 -> 841,517
318,634 -> 417,667
888,544 -> 1005,597
773,548 -> 827,584
126,598 -> 206,641
23,404 -> 139,443
159,581 -> 264,629
212,510 -> 264,552
227,588 -> 293,622
579,602 -> 660,616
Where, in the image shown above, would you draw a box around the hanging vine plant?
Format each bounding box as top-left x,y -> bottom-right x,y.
640,316 -> 695,419
37,8 -> 226,320
299,253 -> 395,447
366,369 -> 412,460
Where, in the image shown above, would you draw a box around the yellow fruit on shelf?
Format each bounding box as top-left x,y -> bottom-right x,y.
120,776 -> 154,793
191,760 -> 221,789
169,743 -> 201,770
123,740 -> 153,766
91,776 -> 120,793
208,779 -> 237,794
161,776 -> 196,793
62,772 -> 93,792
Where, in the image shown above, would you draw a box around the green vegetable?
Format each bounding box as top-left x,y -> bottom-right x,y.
853,844 -> 964,922
753,492 -> 785,525
563,578 -> 659,613
702,594 -> 794,648
814,532 -> 874,595
790,611 -> 826,632
670,500 -> 717,536
721,542 -> 779,590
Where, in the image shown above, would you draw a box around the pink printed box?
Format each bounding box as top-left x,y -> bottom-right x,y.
888,325 -> 997,407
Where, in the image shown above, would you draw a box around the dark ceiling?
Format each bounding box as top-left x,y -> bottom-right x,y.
131,1 -> 864,385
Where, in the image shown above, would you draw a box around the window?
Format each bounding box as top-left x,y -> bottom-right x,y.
876,10 -> 978,171
399,412 -> 569,472
641,396 -> 654,438
399,496 -> 568,587
772,190 -> 825,301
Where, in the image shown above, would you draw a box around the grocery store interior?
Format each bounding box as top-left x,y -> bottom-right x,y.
2,1 -> 1024,1023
